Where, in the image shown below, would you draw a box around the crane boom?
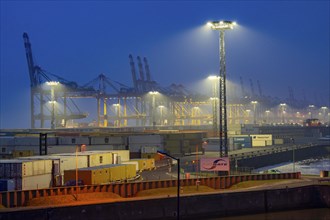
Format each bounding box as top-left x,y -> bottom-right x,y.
257,80 -> 263,97
137,56 -> 146,92
239,76 -> 245,97
23,32 -> 38,87
143,57 -> 151,82
129,54 -> 138,92
249,78 -> 255,98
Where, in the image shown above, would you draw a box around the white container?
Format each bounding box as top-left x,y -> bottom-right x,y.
0,159 -> 52,178
55,151 -> 112,167
14,174 -> 52,190
88,152 -> 113,167
108,150 -> 130,162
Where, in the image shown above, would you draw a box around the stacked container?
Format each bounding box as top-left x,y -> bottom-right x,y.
0,159 -> 52,190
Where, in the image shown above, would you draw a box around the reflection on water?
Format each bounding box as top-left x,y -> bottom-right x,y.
205,208 -> 330,220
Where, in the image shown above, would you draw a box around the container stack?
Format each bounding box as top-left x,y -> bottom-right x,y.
0,159 -> 52,190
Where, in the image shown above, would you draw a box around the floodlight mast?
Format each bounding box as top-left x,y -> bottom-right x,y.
207,20 -> 237,158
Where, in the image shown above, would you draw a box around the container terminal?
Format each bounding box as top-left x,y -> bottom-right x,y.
0,30 -> 329,218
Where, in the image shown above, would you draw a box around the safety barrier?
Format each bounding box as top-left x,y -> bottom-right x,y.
0,172 -> 301,208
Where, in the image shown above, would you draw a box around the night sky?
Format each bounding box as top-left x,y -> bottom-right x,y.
0,1 -> 329,129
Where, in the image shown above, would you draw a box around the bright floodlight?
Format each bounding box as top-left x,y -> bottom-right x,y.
208,75 -> 220,80
207,20 -> 237,30
149,91 -> 159,95
46,81 -> 60,86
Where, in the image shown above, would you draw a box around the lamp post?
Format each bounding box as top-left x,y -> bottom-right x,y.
159,105 -> 165,125
308,105 -> 315,119
113,103 -> 120,127
251,101 -> 258,124
157,150 -> 180,220
207,20 -> 237,158
321,106 -> 328,123
280,103 -> 286,124
208,75 -> 219,136
265,110 -> 270,124
245,109 -> 251,124
46,81 -> 59,129
149,91 -> 159,127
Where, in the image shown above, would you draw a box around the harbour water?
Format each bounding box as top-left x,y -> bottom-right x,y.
253,156 -> 330,175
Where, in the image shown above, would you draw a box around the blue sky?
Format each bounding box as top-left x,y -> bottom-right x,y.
0,1 -> 329,128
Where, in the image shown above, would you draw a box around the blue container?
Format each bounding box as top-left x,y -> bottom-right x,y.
0,179 -> 15,192
233,137 -> 252,148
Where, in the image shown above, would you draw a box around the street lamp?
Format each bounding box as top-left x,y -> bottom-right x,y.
321,106 -> 328,123
113,104 -> 120,127
280,103 -> 286,124
251,101 -> 258,124
308,105 -> 315,119
157,150 -> 180,220
158,105 -> 165,125
245,109 -> 251,124
46,81 -> 60,129
207,20 -> 237,158
208,75 -> 220,136
149,91 -> 159,127
265,110 -> 270,124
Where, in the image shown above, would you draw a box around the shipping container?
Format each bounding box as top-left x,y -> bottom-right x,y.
130,158 -> 155,171
12,150 -> 34,158
274,139 -> 284,145
0,179 -> 15,191
107,150 -> 130,162
122,161 -> 139,172
54,151 -> 113,167
0,159 -> 52,178
252,140 -> 266,147
14,174 -> 52,190
64,164 -> 136,184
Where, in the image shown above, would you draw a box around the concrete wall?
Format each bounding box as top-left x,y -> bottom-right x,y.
0,185 -> 329,220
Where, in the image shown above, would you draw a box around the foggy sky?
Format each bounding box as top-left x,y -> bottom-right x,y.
0,1 -> 329,128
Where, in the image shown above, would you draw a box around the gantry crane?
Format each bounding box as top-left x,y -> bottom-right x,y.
23,33 -> 95,128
